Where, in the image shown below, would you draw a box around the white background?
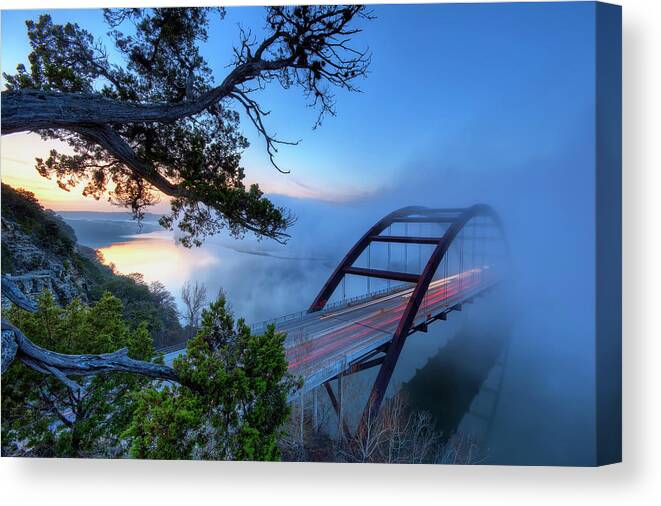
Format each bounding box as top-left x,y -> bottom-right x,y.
0,1 -> 659,505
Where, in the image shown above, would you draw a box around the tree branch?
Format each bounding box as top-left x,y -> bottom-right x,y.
2,319 -> 180,383
0,6 -> 370,245
230,90 -> 300,174
72,124 -> 181,196
1,275 -> 38,312
0,57 -> 291,135
1,7 -> 371,136
1,275 -> 180,387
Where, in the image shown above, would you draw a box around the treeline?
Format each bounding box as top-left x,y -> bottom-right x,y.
84,265 -> 183,349
1,183 -> 183,348
1,291 -> 298,459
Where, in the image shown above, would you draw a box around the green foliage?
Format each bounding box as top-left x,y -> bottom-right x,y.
1,183 -> 76,257
125,386 -> 202,460
91,273 -> 182,348
1,291 -> 156,457
1,183 -> 184,348
126,294 -> 300,461
4,15 -> 97,93
3,10 -> 292,245
2,288 -> 298,460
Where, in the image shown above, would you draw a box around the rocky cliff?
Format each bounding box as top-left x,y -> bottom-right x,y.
1,183 -> 184,348
1,184 -> 95,308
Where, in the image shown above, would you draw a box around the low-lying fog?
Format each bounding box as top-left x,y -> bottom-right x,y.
62,108 -> 598,465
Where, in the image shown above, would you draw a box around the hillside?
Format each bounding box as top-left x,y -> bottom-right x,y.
1,183 -> 184,348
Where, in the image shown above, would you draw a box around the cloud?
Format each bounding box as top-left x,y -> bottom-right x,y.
261,177 -> 378,203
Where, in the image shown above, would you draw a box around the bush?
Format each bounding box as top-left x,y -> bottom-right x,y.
1,291 -> 156,457
126,294 -> 301,460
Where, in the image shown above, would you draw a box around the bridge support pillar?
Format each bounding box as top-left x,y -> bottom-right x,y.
337,373 -> 344,440
313,388 -> 318,431
299,393 -> 305,443
324,380 -> 351,439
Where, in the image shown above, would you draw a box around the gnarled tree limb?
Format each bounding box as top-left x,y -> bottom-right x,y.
0,57 -> 293,135
1,275 -> 180,388
2,320 -> 179,383
72,124 -> 181,196
1,275 -> 38,312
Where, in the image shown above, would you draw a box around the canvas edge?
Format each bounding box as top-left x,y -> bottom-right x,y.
595,0 -> 622,466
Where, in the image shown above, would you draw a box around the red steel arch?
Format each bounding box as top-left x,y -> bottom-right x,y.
308,204 -> 506,432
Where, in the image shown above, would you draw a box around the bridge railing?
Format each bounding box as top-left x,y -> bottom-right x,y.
249,282 -> 410,336
157,283 -> 411,355
157,342 -> 189,355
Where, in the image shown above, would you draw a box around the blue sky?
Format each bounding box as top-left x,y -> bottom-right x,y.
1,2 -> 595,207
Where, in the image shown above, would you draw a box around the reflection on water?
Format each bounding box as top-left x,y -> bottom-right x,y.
93,229 -> 339,325
98,232 -> 219,289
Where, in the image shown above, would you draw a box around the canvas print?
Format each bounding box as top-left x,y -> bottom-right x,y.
0,2 -> 621,465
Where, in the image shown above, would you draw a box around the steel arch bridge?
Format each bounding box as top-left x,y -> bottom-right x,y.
165,204 -> 508,436
306,204 -> 507,433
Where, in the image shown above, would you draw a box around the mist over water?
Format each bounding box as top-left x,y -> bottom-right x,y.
57,18 -> 599,459
63,109 -> 598,464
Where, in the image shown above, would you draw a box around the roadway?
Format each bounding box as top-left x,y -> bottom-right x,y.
164,267 -> 496,394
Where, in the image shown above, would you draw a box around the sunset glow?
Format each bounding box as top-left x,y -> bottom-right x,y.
0,133 -> 175,212
2,132 -> 368,208
98,233 -> 219,289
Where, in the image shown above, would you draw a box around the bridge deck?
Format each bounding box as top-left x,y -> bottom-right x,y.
164,268 -> 496,395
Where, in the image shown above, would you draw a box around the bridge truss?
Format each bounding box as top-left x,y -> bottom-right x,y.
307,205 -> 508,435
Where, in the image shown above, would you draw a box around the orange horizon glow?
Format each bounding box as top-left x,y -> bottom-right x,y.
98,233 -> 219,287
1,132 -> 371,211
1,133 -> 173,212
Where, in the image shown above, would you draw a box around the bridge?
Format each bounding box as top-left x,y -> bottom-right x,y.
164,204 -> 507,435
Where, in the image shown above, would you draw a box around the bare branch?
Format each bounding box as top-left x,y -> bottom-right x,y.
181,280 -> 207,339
230,90 -> 300,174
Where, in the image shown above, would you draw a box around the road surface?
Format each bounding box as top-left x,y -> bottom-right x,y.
164,267 -> 496,393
